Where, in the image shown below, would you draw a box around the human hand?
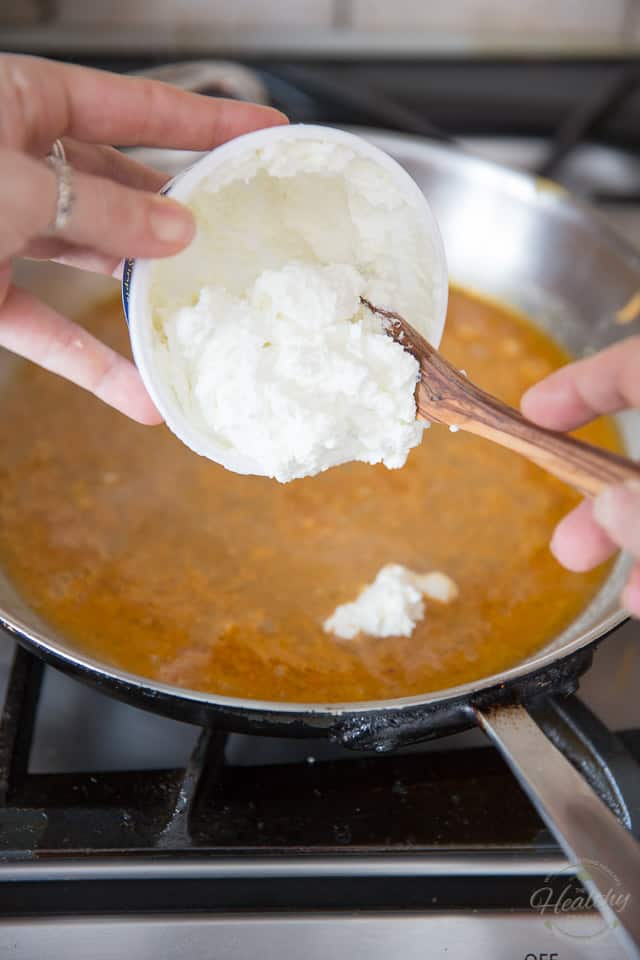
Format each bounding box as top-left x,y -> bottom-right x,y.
0,54 -> 286,423
521,335 -> 640,615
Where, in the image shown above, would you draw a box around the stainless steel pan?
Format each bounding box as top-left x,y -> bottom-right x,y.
5,127 -> 640,955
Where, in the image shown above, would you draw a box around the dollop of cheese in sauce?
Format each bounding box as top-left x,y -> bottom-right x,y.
324,564 -> 458,640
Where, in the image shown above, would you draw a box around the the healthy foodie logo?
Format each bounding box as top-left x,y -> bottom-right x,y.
530,859 -> 630,941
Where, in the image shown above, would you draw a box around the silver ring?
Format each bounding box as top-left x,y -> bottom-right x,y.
48,138 -> 66,164
46,138 -> 75,234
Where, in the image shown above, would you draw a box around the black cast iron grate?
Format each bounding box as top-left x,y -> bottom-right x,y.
1,644 -> 640,856
0,645 -> 545,853
0,644 -> 639,916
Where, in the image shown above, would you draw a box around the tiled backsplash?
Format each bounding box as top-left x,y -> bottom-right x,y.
3,0 -> 640,51
54,0 -> 335,27
350,0 -> 631,39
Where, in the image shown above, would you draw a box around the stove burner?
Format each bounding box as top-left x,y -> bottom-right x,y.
0,644 -> 639,867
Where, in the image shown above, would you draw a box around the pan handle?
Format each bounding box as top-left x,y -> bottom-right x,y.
476,702 -> 640,959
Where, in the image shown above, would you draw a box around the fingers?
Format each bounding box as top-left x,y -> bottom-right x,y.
59,138 -> 169,192
522,335 -> 640,615
19,140 -> 171,272
550,498 -> 618,572
60,165 -> 195,257
0,54 -> 287,155
521,335 -> 640,431
0,148 -> 194,262
0,284 -> 162,424
592,483 -> 640,558
23,238 -> 121,276
550,486 -> 640,619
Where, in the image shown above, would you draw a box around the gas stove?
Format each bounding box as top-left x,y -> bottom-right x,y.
2,638 -> 640,960
1,57 -> 640,960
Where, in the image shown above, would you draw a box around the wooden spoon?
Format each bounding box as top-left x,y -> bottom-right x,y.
361,297 -> 640,497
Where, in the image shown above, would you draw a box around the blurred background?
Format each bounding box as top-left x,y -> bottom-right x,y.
2,1 -> 640,199
3,0 -> 640,58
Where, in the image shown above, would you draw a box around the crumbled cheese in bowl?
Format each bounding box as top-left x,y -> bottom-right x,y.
163,263 -> 422,481
324,564 -> 458,640
129,125 -> 447,482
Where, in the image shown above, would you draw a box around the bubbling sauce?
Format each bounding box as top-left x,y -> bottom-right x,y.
0,288 -> 619,702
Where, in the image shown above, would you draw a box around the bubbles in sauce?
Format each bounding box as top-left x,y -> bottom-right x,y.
0,288 -> 620,702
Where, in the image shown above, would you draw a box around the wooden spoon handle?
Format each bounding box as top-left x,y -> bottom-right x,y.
418,377 -> 640,498
359,297 -> 640,497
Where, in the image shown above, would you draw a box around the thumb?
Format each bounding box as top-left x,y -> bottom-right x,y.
593,483 -> 640,558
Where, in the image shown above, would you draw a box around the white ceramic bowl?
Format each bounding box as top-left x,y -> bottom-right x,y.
122,123 -> 448,475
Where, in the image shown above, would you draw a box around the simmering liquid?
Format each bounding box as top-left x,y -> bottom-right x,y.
0,288 -> 619,702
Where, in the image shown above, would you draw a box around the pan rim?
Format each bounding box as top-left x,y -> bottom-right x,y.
0,606 -> 627,718
352,127 -> 640,277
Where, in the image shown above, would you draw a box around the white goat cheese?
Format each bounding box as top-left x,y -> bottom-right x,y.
324,564 -> 458,640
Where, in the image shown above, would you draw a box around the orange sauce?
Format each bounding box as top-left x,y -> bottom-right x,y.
0,287 -> 620,702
